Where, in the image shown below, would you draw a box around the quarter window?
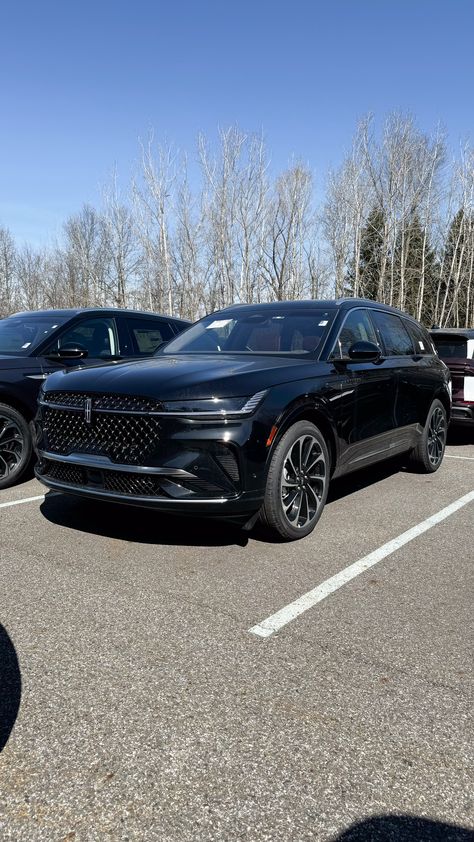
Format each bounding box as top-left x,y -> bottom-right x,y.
370,311 -> 414,356
329,309 -> 379,359
408,322 -> 433,355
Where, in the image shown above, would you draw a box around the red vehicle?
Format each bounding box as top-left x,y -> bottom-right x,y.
430,328 -> 474,426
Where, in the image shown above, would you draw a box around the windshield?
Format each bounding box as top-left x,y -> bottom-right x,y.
160,309 -> 336,356
0,314 -> 69,355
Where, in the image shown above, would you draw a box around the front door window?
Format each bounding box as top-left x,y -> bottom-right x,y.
46,318 -> 117,359
329,309 -> 379,359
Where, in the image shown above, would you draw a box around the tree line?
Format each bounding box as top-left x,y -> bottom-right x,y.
1,113 -> 473,328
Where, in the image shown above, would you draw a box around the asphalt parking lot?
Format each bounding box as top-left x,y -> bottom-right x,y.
1,431 -> 473,842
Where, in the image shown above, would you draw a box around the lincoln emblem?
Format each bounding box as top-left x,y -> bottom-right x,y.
84,398 -> 92,424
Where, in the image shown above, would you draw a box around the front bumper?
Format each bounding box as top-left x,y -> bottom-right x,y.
34,407 -> 272,519
35,465 -> 264,518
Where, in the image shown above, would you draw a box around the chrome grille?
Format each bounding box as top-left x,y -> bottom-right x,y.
42,407 -> 161,465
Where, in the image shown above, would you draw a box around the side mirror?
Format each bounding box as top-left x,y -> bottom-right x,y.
348,341 -> 381,363
46,347 -> 89,361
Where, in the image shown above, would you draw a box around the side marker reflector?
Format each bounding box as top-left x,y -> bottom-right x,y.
266,426 -> 278,447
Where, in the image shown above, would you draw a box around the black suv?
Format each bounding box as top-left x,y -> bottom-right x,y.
35,299 -> 451,541
0,307 -> 190,488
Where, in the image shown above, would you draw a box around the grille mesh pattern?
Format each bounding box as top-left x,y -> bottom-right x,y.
103,471 -> 162,496
43,407 -> 161,464
40,460 -> 231,499
42,460 -> 86,485
44,391 -> 163,412
214,445 -> 240,482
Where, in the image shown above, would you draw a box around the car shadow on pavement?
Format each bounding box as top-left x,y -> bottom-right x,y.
40,492 -> 250,547
331,814 -> 474,841
0,624 -> 22,752
327,456 -> 405,505
40,459 -> 406,547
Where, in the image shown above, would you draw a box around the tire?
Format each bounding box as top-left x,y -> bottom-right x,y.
0,403 -> 32,489
409,399 -> 447,473
260,420 -> 330,541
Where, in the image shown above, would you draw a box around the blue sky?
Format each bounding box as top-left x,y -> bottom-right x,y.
1,0 -> 473,245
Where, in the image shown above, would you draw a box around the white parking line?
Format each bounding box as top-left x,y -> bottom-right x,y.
445,454 -> 474,461
249,490 -> 474,639
0,494 -> 46,510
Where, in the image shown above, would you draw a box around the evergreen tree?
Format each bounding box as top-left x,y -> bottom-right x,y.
359,207 -> 386,300
345,206 -> 386,300
396,214 -> 438,324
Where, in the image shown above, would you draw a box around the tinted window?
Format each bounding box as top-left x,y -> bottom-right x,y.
46,318 -> 117,358
329,309 -> 379,359
408,322 -> 433,355
371,311 -> 414,356
128,319 -> 173,355
431,336 -> 468,359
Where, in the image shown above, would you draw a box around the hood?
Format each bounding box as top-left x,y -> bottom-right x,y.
42,353 -> 322,400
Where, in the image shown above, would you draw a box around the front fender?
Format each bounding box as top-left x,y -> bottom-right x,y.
263,395 -> 339,477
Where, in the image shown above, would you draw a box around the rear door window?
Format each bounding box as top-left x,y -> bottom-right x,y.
370,311 -> 414,356
127,319 -> 174,355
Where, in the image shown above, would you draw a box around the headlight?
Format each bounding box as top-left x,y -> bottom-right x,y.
161,390 -> 268,416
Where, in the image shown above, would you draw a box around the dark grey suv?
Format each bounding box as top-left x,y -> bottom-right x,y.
0,307 -> 190,488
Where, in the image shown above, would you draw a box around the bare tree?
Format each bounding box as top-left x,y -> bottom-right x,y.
61,205 -> 108,306
324,121 -> 374,298
172,159 -> 206,319
3,117 -> 474,326
263,164 -> 314,300
198,126 -> 245,309
437,145 -> 474,327
133,138 -> 176,314
0,227 -> 18,315
16,246 -> 47,311
102,175 -> 141,307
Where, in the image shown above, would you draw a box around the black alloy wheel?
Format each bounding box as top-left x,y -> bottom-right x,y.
409,398 -> 447,473
0,404 -> 32,489
261,420 -> 330,541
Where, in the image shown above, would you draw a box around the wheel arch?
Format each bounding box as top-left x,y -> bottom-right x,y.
266,400 -> 338,476
434,387 -> 451,423
0,391 -> 33,421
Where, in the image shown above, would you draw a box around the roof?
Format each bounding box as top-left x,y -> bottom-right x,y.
430,328 -> 474,339
5,307 -> 191,323
218,298 -> 418,319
